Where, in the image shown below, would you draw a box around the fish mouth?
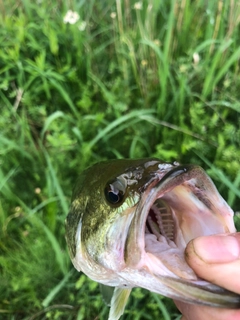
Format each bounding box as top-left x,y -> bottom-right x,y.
146,198 -> 175,243
125,164 -> 240,307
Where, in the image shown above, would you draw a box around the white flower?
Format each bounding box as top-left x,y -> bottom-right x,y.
78,21 -> 87,31
134,2 -> 142,10
193,52 -> 200,65
63,10 -> 80,24
110,12 -> 116,19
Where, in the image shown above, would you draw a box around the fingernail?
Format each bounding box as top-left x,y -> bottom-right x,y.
192,234 -> 240,263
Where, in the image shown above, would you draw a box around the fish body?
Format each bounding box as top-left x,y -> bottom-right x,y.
65,158 -> 240,319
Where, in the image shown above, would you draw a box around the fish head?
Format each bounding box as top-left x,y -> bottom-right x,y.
66,158 -> 162,283
66,158 -> 239,313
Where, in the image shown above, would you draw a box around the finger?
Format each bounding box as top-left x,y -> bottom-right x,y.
185,233 -> 240,294
175,300 -> 240,320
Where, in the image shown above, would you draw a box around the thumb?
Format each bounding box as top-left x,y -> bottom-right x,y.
185,233 -> 240,293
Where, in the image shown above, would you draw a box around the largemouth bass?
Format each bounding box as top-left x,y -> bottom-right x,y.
65,158 -> 240,319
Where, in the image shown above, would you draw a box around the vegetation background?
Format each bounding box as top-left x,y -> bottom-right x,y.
0,0 -> 240,319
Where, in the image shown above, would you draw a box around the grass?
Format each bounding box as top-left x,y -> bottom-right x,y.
0,0 -> 240,319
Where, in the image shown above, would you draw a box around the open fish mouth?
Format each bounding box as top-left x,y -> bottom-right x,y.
66,158 -> 240,313
125,164 -> 240,307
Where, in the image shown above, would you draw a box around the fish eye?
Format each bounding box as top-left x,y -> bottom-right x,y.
104,180 -> 125,205
105,189 -> 123,204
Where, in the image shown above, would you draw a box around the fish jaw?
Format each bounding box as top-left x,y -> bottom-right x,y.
116,269 -> 240,308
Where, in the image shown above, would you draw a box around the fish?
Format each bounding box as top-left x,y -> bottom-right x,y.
65,158 -> 240,319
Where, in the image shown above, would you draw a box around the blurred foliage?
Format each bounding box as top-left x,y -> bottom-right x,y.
0,0 -> 240,319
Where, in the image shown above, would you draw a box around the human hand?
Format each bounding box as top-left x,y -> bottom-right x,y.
175,233 -> 240,320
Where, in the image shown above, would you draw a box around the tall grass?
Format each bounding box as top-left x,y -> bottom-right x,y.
0,0 -> 239,319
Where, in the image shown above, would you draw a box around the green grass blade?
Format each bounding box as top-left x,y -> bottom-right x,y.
41,111 -> 64,140
214,46 -> 240,87
202,39 -> 233,97
151,293 -> 171,320
228,171 -> 240,207
43,149 -> 69,215
42,270 -> 73,307
31,215 -> 68,275
196,153 -> 240,199
87,109 -> 155,150
49,79 -> 79,118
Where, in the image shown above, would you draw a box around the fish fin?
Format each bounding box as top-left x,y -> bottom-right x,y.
108,287 -> 132,320
99,284 -> 115,306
